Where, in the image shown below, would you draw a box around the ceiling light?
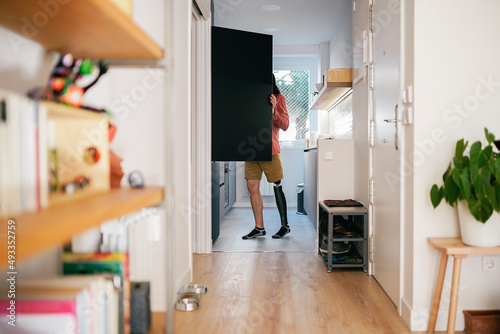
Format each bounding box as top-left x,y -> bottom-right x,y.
261,5 -> 281,12
262,28 -> 279,33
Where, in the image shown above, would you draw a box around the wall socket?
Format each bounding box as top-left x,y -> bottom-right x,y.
482,255 -> 498,272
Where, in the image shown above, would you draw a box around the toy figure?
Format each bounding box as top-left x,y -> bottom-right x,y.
29,53 -> 108,108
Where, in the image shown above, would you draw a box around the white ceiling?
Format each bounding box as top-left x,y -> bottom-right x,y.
212,0 -> 352,45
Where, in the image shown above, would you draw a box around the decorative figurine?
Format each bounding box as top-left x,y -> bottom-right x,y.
29,53 -> 109,109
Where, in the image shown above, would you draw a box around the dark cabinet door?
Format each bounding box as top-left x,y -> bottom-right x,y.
211,26 -> 273,161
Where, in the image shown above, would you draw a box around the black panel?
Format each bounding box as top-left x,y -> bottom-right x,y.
211,26 -> 273,161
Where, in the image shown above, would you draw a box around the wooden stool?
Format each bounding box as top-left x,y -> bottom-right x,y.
427,238 -> 500,334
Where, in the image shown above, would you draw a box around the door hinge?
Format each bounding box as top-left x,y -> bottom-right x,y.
369,4 -> 374,32
369,62 -> 375,90
369,235 -> 374,263
369,120 -> 375,147
369,177 -> 374,205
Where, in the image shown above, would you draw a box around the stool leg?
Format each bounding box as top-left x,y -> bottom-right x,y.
428,253 -> 448,333
447,256 -> 463,334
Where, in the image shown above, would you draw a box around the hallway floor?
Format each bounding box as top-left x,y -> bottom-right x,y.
212,206 -> 316,252
171,252 -> 460,334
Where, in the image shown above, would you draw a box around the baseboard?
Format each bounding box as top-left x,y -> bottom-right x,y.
401,298 -> 413,329
176,266 -> 192,293
400,297 -> 435,331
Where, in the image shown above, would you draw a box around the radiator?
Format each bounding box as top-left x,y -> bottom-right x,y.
97,208 -> 167,312
259,180 -> 275,196
127,208 -> 167,312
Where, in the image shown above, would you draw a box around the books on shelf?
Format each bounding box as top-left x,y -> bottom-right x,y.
0,89 -> 49,217
62,252 -> 130,334
0,275 -> 118,334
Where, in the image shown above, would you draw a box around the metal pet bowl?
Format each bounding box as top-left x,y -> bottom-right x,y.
178,284 -> 208,298
175,297 -> 200,311
185,284 -> 208,295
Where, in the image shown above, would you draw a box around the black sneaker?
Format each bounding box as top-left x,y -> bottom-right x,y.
242,227 -> 266,239
319,237 -> 351,254
272,226 -> 290,239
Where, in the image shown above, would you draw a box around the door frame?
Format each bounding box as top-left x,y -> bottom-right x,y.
191,8 -> 213,253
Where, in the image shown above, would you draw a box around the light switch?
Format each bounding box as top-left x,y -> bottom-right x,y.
324,151 -> 333,160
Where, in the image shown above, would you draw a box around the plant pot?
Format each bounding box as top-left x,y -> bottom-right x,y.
457,202 -> 500,247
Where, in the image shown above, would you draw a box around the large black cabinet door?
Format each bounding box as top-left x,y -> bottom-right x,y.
211,26 -> 273,161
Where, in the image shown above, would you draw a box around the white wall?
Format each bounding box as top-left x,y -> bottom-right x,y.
406,1 -> 500,331
329,1 -> 353,69
84,68 -> 165,187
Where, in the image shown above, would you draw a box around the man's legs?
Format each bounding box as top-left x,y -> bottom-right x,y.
242,178 -> 266,239
247,179 -> 264,228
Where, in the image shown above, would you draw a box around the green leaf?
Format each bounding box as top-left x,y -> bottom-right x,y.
477,145 -> 493,168
480,166 -> 491,199
455,139 -> 467,159
485,128 -> 495,144
462,156 -> 470,168
442,163 -> 452,183
453,156 -> 470,170
471,164 -> 480,197
452,168 -> 471,201
468,197 -> 493,222
430,185 -> 443,208
444,171 -> 460,204
461,167 -> 471,200
495,158 -> 500,181
469,141 -> 482,165
487,183 -> 499,212
495,181 -> 500,213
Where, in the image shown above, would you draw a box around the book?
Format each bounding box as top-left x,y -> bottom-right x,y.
0,286 -> 84,334
1,90 -> 22,216
62,252 -> 130,334
0,90 -> 49,217
18,275 -> 118,334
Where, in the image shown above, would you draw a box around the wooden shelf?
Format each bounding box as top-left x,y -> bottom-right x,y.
0,186 -> 164,269
310,69 -> 352,110
0,0 -> 163,59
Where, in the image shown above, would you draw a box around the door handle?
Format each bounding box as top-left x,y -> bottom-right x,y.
383,104 -> 398,151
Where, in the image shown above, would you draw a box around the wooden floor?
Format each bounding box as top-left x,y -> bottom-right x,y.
169,252 -> 463,334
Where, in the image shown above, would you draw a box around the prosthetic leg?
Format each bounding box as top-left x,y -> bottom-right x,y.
272,181 -> 290,238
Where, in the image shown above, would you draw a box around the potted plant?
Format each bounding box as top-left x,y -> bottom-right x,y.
430,128 -> 500,246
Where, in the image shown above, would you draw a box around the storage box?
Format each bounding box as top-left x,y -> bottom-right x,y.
463,310 -> 500,334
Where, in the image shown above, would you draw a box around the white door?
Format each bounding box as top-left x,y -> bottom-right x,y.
371,0 -> 401,307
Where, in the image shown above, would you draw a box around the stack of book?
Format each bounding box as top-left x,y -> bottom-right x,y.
0,275 -> 118,334
0,89 -> 49,217
62,252 -> 131,334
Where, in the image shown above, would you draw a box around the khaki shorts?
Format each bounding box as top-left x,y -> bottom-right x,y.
244,153 -> 284,183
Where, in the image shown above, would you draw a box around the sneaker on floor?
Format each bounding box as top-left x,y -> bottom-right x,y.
242,227 -> 266,239
272,226 -> 290,239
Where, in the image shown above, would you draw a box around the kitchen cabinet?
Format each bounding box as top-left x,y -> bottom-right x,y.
310,68 -> 352,110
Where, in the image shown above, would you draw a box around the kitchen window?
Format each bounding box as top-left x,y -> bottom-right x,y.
274,70 -> 310,141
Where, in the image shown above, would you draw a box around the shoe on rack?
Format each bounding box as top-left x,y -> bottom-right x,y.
242,227 -> 266,239
320,239 -> 351,254
272,225 -> 290,239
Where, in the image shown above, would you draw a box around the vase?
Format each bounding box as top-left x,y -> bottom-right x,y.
457,201 -> 500,247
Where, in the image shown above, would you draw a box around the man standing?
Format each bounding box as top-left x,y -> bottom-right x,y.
242,74 -> 290,239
